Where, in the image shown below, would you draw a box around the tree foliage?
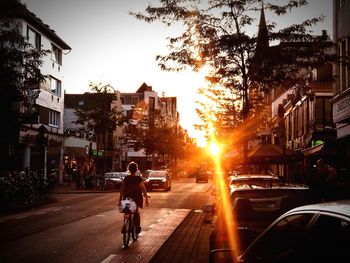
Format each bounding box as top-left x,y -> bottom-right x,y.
1,0 -> 48,171
131,0 -> 336,146
73,82 -> 121,134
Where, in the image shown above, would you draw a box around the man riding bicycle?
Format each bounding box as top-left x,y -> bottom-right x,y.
119,162 -> 149,234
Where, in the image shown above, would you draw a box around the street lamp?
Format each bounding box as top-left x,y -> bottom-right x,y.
37,125 -> 48,179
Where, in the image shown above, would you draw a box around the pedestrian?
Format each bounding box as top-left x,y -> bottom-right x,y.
75,166 -> 82,190
326,165 -> 338,201
309,159 -> 329,203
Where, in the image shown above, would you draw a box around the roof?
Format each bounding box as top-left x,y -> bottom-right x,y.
286,199 -> 350,217
136,82 -> 153,93
1,0 -> 71,50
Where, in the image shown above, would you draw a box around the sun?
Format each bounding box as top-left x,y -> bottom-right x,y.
208,142 -> 221,157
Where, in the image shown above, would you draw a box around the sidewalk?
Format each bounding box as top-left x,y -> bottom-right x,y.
53,182 -> 117,194
149,209 -> 213,263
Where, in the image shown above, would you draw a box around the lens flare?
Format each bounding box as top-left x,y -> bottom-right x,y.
208,142 -> 221,157
208,137 -> 239,260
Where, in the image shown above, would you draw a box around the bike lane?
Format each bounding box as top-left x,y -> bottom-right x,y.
101,208 -> 191,263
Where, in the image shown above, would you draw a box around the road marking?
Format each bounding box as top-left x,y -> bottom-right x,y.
148,224 -> 155,228
36,212 -> 47,215
156,219 -> 163,222
100,254 -> 117,263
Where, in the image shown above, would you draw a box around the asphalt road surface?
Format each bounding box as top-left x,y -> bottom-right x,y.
0,178 -> 212,263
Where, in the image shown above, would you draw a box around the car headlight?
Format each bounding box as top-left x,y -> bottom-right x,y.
146,179 -> 150,182
162,178 -> 167,182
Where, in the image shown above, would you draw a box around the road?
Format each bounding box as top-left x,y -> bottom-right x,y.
0,178 -> 213,263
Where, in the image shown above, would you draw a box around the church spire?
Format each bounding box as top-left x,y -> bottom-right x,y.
256,2 -> 269,51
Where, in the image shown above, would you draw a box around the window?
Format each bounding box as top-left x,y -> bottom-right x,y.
307,214 -> 350,262
50,76 -> 61,96
51,44 -> 62,65
132,96 -> 139,105
243,213 -> 314,262
339,40 -> 347,92
27,26 -> 41,50
315,97 -> 333,130
340,0 -> 345,9
49,110 -> 60,127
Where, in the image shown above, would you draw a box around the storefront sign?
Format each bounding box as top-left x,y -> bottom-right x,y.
333,93 -> 350,123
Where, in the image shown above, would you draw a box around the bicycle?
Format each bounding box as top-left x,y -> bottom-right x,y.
119,198 -> 139,248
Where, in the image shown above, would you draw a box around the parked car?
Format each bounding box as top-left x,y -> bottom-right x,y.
146,170 -> 172,191
104,172 -> 128,189
209,179 -> 311,262
196,170 -> 209,183
229,199 -> 350,263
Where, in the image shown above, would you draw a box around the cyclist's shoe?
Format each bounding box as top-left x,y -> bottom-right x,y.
136,227 -> 141,234
121,225 -> 127,234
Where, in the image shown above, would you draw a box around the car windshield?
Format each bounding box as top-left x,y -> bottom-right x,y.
149,171 -> 166,178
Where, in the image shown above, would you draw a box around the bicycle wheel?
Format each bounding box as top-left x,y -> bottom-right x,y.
131,214 -> 138,241
122,215 -> 131,247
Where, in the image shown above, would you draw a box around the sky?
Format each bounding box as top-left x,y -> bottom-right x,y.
21,0 -> 333,142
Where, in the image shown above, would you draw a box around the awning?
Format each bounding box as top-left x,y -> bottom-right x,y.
247,143 -> 303,164
301,144 -> 324,156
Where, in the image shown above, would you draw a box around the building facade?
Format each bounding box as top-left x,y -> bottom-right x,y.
120,83 -> 179,171
64,92 -> 123,175
331,0 -> 350,174
1,1 -> 71,183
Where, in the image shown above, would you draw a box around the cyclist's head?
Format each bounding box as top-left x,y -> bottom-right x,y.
127,162 -> 138,174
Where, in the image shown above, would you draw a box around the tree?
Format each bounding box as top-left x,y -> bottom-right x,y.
74,82 -> 122,173
0,0 -> 48,172
125,101 -> 179,169
131,0 -> 336,163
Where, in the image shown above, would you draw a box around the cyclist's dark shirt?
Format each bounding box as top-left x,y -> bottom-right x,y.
123,175 -> 143,208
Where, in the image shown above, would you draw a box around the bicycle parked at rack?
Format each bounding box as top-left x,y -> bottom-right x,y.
119,197 -> 138,248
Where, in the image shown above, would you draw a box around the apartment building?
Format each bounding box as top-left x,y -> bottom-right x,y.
1,1 -> 71,181
120,83 -> 179,171
64,92 -> 123,174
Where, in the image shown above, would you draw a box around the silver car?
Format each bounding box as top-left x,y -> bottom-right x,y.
211,199 -> 350,262
104,172 -> 128,189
